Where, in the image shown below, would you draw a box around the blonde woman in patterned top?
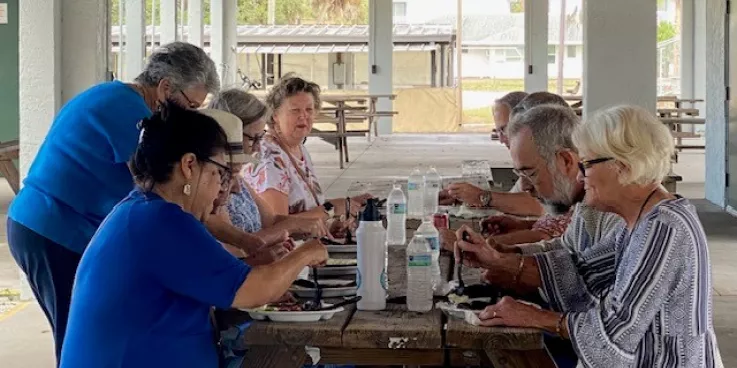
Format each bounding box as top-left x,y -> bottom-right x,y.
244,77 -> 370,236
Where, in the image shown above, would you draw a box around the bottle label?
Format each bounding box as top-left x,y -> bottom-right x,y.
427,183 -> 440,189
380,269 -> 388,291
408,254 -> 432,267
407,183 -> 420,191
391,203 -> 407,215
427,236 -> 440,251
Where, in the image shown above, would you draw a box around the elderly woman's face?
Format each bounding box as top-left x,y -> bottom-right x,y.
274,92 -> 316,142
243,118 -> 267,155
577,155 -> 618,210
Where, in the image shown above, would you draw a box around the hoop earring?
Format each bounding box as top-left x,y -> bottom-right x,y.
183,183 -> 192,196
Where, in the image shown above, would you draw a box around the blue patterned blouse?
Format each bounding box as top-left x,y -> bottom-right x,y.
227,179 -> 262,233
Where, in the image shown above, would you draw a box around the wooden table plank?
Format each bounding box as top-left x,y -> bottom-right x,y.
319,347 -> 444,366
342,303 -> 444,349
445,317 -> 544,351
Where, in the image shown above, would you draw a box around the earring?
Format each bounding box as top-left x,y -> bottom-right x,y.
183,184 -> 191,196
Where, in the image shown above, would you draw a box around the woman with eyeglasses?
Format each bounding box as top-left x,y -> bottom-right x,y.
207,89 -> 329,243
59,104 -> 328,368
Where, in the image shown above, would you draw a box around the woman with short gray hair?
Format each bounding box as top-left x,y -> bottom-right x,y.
462,105 -> 722,368
6,41 -> 232,363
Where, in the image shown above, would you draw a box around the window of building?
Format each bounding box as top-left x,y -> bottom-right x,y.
567,45 -> 577,58
547,45 -> 556,64
393,2 -> 407,18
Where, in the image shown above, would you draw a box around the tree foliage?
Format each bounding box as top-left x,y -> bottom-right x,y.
110,0 -> 368,26
657,21 -> 677,42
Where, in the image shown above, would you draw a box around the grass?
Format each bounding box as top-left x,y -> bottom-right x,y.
461,78 -> 580,93
463,106 -> 494,124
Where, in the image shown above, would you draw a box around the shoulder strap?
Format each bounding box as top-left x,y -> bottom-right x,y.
272,135 -> 321,206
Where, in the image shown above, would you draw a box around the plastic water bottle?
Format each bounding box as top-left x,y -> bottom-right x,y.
424,166 -> 441,216
406,235 -> 433,312
415,218 -> 441,293
386,183 -> 407,246
407,168 -> 425,219
356,199 -> 387,311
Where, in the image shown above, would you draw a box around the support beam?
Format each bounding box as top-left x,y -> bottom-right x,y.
124,0 -> 146,81
439,44 -> 446,87
160,0 -> 178,44
369,0 -> 393,134
211,0 -> 238,87
189,0 -> 205,47
704,0 -> 728,206
524,0 -> 549,92
583,0 -> 657,116
430,49 -> 437,87
693,0 -> 707,115
19,0 -> 108,299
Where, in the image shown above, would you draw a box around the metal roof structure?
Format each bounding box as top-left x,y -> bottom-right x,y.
110,24 -> 455,45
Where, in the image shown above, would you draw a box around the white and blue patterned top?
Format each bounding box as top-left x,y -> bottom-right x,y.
227,179 -> 262,233
535,198 -> 722,367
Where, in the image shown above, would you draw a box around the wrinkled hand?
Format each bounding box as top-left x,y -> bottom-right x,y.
300,238 -> 329,267
245,243 -> 288,266
447,183 -> 485,207
328,217 -> 356,239
440,228 -> 458,252
477,296 -> 544,328
274,292 -> 296,304
284,216 -> 328,238
438,189 -> 457,206
331,198 -> 364,218
454,225 -> 501,269
481,215 -> 530,236
351,193 -> 374,206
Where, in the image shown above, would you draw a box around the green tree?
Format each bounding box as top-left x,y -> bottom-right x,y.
510,0 -> 524,13
657,20 -> 677,42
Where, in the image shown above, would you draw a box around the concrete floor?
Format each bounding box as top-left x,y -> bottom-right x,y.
0,134 -> 734,367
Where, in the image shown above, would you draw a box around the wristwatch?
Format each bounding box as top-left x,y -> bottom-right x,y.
479,191 -> 493,207
322,202 -> 335,218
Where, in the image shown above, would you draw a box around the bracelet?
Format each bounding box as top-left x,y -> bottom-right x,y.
556,313 -> 567,336
512,255 -> 525,286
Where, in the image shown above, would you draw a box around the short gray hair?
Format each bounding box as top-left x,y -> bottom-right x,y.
265,76 -> 321,127
511,92 -> 570,117
508,104 -> 580,161
572,105 -> 674,185
495,91 -> 528,110
135,41 -> 220,94
208,88 -> 269,127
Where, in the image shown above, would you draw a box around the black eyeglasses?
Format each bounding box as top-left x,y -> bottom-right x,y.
244,130 -> 267,148
202,157 -> 233,187
179,91 -> 199,109
578,157 -> 613,177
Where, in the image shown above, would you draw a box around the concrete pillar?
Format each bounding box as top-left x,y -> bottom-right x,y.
524,0 -> 549,92
189,0 -> 205,47
160,0 -> 178,44
18,0 -> 108,299
124,0 -> 146,81
704,0 -> 728,207
211,0 -> 238,87
693,0 -> 707,116
583,0 -> 657,116
369,0 -> 393,134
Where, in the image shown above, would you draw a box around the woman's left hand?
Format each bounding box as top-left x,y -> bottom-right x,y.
328,217 -> 357,239
351,193 -> 374,206
477,296 -> 543,328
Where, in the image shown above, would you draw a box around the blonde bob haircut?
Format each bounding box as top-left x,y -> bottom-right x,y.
572,105 -> 675,186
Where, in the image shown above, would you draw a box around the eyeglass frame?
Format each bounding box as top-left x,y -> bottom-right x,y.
577,157 -> 614,177
201,157 -> 233,188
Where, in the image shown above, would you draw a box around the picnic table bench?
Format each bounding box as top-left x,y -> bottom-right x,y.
0,140 -> 20,194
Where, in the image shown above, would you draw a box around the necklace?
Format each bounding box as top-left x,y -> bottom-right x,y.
634,188 -> 659,227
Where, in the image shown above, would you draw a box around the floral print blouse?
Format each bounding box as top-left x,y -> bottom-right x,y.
243,134 -> 325,214
227,177 -> 262,233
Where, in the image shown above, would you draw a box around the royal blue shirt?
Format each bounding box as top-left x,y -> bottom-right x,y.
9,81 -> 151,254
60,189 -> 251,368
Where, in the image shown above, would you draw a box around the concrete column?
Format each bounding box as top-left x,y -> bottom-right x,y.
18,0 -> 108,299
704,0 -> 728,206
583,0 -> 657,116
211,0 -> 238,87
680,0 -> 695,134
693,0 -> 707,116
160,0 -> 178,44
369,0 -> 393,134
189,0 -> 204,47
124,0 -> 146,81
524,0 -> 549,92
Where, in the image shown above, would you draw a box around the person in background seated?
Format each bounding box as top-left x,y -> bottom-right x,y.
445,91 -> 544,216
207,89 -> 328,241
458,105 -> 722,367
6,42 -> 263,364
244,77 -> 370,238
60,104 -> 328,368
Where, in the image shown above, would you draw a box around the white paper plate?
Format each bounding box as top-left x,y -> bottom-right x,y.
289,285 -> 357,298
243,304 -> 345,322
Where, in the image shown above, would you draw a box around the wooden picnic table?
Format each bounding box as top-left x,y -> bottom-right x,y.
219,221 -> 552,367
0,140 -> 20,194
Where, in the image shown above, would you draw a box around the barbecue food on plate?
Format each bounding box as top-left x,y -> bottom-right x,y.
259,301 -> 304,312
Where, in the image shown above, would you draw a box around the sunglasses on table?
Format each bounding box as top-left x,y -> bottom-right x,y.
578,157 -> 613,177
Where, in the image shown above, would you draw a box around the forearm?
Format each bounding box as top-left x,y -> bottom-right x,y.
232,248 -> 312,309
533,310 -> 569,339
487,253 -> 543,294
205,216 -> 266,253
493,229 -> 550,246
489,192 -> 545,217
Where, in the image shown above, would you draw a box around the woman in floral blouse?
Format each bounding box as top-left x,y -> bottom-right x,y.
244,77 -> 369,229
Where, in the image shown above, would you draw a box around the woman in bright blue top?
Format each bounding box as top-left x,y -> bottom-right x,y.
6,42 -> 267,364
60,104 -> 329,368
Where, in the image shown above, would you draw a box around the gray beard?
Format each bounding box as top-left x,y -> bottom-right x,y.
541,170 -> 578,215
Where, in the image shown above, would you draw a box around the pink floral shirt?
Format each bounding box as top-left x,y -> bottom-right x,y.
243,134 -> 325,214
531,211 -> 574,239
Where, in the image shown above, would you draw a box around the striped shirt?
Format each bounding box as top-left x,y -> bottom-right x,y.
536,198 -> 722,367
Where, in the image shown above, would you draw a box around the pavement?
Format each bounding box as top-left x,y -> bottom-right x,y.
0,134 -> 734,367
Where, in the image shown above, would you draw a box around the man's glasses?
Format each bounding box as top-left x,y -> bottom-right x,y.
578,157 -> 613,177
179,91 -> 200,109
